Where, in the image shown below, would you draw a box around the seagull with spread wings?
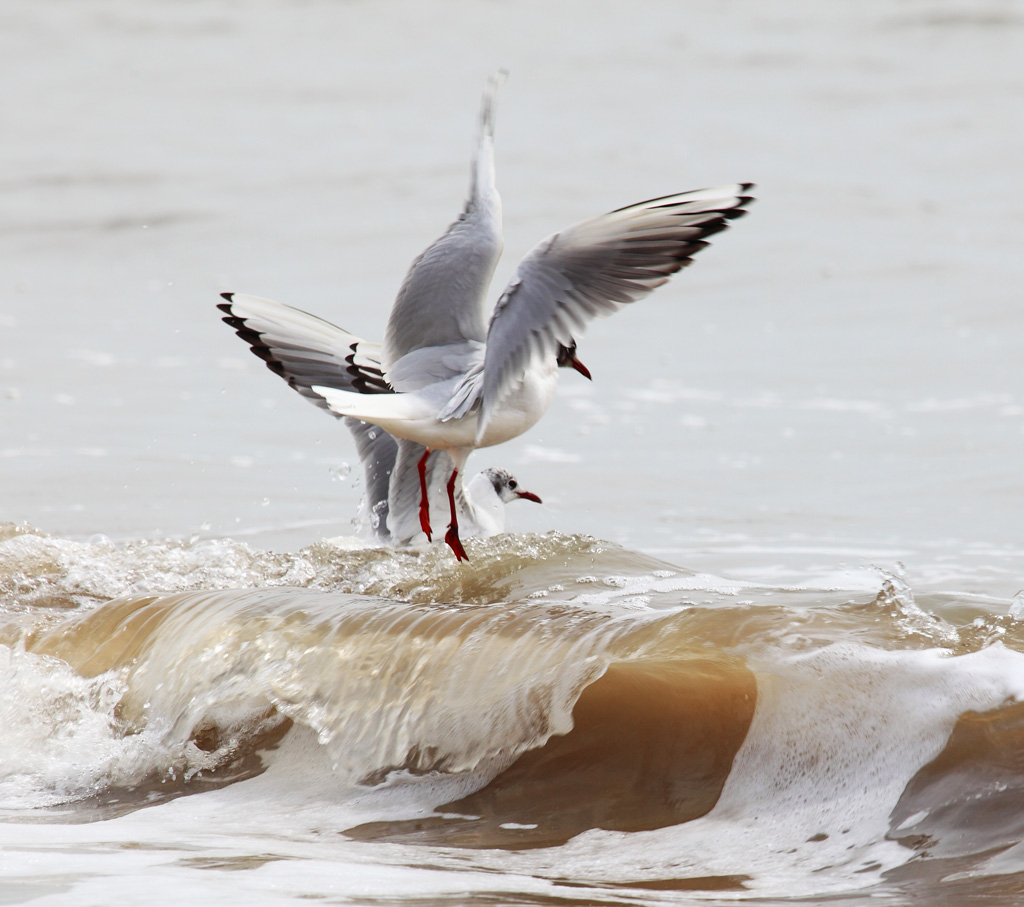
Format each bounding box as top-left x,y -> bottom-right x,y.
220,75 -> 753,560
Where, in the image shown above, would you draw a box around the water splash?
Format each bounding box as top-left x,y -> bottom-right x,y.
1010,590 -> 1024,621
871,563 -> 959,645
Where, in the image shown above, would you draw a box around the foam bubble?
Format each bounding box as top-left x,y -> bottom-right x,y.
460,641 -> 1024,899
0,644 -> 164,812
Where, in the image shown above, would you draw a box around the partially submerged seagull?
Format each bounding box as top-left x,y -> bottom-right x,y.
345,415 -> 541,545
217,293 -> 541,545
221,75 -> 753,560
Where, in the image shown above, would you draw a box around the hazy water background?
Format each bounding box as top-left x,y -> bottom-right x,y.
3,1 -> 1024,904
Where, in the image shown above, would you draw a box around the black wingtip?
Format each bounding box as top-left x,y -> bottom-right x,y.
718,185 -> 756,223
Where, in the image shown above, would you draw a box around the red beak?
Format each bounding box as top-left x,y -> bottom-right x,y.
515,490 -> 542,504
569,353 -> 592,381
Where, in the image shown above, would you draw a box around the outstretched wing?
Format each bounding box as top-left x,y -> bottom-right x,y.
380,76 -> 504,386
477,184 -> 755,437
218,292 -> 391,415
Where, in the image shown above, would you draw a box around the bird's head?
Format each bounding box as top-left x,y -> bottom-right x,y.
556,340 -> 592,380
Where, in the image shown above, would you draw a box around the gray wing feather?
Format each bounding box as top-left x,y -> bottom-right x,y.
219,293 -> 479,546
344,417 -> 398,542
387,441 -> 448,544
478,184 -> 755,435
218,293 -> 391,415
380,81 -> 504,385
386,442 -> 473,545
387,439 -> 427,544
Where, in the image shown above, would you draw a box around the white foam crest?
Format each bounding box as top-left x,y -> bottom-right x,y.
474,641 -> 1024,899
568,570 -> 754,610
869,564 -> 960,644
0,643 -> 227,812
3,525 -> 685,614
0,530 -> 317,610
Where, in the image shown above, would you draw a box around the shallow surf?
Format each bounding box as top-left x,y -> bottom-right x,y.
4,524 -> 1024,903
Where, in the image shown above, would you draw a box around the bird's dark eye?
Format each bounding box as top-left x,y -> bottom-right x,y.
508,479 -> 517,489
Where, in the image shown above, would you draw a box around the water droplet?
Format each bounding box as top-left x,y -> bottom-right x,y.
261,497 -> 270,507
330,462 -> 352,482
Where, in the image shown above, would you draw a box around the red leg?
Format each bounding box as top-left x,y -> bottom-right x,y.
417,448 -> 432,541
443,467 -> 469,562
